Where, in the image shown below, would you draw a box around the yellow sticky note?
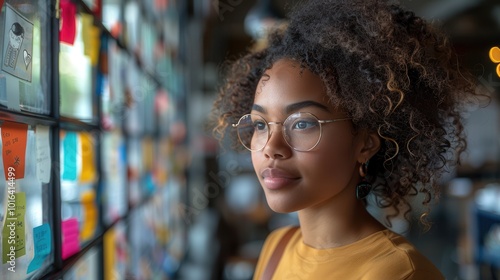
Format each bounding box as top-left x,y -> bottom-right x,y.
155,139 -> 169,185
104,228 -> 116,280
79,132 -> 96,183
142,138 -> 154,172
88,26 -> 100,66
81,14 -> 101,66
155,225 -> 170,246
80,190 -> 97,241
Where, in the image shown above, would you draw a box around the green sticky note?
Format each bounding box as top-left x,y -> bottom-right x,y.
2,192 -> 26,264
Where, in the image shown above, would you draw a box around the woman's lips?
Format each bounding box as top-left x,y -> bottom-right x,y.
260,168 -> 300,190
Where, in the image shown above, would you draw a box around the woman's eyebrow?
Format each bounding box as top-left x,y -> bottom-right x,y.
252,104 -> 266,113
251,101 -> 330,114
285,101 -> 330,114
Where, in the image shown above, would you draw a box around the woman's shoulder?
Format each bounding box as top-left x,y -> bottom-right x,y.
363,230 -> 445,279
260,225 -> 300,253
253,226 -> 300,279
266,226 -> 300,241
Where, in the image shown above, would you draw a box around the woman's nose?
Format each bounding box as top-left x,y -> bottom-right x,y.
262,126 -> 292,159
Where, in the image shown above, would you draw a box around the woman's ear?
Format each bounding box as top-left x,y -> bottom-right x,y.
357,131 -> 381,163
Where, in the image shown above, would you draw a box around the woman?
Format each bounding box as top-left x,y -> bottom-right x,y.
212,0 -> 479,278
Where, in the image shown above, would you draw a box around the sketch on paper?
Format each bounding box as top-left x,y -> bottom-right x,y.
1,4 -> 34,82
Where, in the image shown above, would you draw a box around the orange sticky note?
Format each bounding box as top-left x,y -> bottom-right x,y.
79,132 -> 96,183
1,121 -> 28,179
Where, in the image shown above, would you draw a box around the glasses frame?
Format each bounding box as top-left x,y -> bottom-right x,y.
232,112 -> 352,152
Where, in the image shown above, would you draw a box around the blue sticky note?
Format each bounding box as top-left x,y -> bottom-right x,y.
62,132 -> 77,180
27,224 -> 52,274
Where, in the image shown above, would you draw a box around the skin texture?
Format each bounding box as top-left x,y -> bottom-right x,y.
252,59 -> 385,247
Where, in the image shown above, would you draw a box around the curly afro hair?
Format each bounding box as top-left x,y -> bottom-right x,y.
212,0 -> 479,228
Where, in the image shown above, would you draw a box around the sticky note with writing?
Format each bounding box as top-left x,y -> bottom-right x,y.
27,223 -> 52,273
2,192 -> 26,263
1,121 -> 28,179
35,125 -> 51,183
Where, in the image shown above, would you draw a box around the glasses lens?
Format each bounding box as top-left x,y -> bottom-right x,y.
284,112 -> 321,151
236,114 -> 268,151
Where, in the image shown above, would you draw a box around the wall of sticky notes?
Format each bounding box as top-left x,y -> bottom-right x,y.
0,0 -> 188,278
0,124 -> 53,279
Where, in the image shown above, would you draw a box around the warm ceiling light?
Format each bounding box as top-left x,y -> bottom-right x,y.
489,46 -> 500,77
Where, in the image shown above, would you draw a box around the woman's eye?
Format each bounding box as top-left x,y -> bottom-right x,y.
253,121 -> 267,131
292,119 -> 317,130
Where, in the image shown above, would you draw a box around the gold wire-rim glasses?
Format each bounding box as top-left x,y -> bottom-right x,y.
232,112 -> 351,152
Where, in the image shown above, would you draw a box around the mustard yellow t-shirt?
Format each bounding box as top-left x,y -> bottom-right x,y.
253,227 -> 444,280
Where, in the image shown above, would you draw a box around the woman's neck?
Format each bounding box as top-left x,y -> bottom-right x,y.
297,198 -> 386,249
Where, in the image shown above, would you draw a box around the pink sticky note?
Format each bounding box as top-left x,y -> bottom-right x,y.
62,240 -> 80,260
61,218 -> 80,260
62,218 -> 78,233
59,0 -> 77,44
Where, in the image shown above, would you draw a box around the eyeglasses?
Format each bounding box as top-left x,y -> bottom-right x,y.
232,112 -> 351,152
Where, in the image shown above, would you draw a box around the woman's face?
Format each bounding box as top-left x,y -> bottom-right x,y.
251,59 -> 369,213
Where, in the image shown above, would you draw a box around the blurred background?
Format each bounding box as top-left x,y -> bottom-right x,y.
191,1 -> 500,279
0,0 -> 499,279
